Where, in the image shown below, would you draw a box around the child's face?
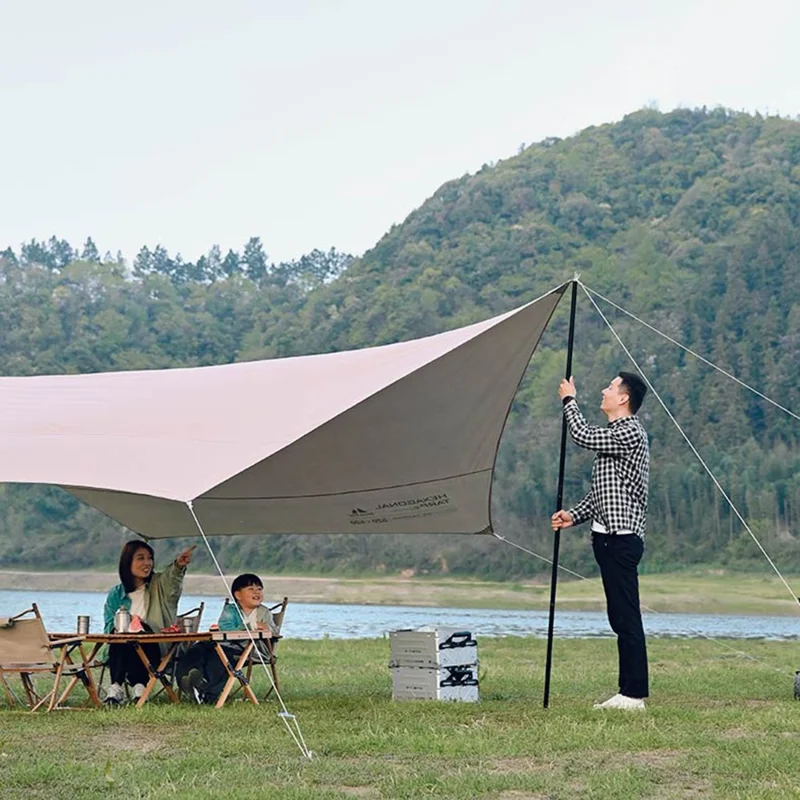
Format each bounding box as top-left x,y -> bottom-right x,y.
234,582 -> 263,611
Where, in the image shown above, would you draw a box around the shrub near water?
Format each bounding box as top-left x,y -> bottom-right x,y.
2,636 -> 800,798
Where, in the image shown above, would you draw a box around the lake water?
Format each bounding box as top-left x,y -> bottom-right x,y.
2,589 -> 799,641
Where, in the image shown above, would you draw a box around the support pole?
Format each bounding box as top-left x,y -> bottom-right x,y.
543,278 -> 578,708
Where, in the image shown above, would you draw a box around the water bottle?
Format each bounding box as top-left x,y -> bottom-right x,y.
114,606 -> 131,633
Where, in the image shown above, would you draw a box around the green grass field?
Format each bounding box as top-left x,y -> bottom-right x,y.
2,636 -> 800,799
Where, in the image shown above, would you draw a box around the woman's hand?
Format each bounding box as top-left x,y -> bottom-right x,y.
175,544 -> 197,568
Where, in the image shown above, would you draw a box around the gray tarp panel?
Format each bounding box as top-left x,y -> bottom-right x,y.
0,284 -> 566,537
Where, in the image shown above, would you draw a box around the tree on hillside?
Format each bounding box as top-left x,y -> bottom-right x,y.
81,237 -> 100,263
133,246 -> 154,277
20,238 -> 57,269
221,248 -> 241,277
243,236 -> 268,282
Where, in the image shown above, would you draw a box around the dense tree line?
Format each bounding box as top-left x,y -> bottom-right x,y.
1,107 -> 799,580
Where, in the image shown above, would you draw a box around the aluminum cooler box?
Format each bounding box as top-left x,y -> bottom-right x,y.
389,627 -> 478,669
391,664 -> 479,702
389,627 -> 479,702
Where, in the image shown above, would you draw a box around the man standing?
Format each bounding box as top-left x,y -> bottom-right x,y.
551,372 -> 650,710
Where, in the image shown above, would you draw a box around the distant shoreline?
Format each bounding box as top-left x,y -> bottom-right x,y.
0,569 -> 551,609
1,569 -> 799,615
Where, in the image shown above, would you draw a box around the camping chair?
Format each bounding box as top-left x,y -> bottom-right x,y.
170,603 -> 205,701
216,596 -> 287,703
0,604 -> 101,711
177,603 -> 205,634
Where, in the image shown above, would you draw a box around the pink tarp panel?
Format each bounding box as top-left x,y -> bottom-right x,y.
0,284 -> 566,537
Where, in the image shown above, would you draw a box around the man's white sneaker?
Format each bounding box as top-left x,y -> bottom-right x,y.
593,693 -> 646,710
132,683 -> 147,700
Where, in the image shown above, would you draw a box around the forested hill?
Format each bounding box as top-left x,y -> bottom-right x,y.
1,107 -> 799,578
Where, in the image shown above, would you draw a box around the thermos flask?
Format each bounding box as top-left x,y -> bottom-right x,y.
114,607 -> 131,633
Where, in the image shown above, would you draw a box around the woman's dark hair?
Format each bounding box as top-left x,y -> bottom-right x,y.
618,371 -> 647,414
232,573 -> 263,595
118,539 -> 155,594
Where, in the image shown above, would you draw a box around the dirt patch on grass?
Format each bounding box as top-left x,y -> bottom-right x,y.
649,774 -> 713,798
496,793 -> 552,800
627,750 -> 685,769
579,749 -> 685,771
89,728 -> 166,755
487,757 -> 557,775
488,750 -> 685,776
337,787 -> 380,798
718,727 -> 767,740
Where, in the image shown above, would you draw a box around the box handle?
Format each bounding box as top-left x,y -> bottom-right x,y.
440,665 -> 478,687
440,631 -> 476,649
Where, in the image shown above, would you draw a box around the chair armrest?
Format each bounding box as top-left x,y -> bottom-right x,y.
48,635 -> 84,647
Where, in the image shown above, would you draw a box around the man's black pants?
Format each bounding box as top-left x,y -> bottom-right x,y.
592,532 -> 649,699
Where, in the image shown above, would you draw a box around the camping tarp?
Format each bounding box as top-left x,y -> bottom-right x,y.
0,283 -> 566,538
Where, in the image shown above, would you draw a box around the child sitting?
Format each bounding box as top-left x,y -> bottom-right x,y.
177,573 -> 279,704
217,573 -> 278,638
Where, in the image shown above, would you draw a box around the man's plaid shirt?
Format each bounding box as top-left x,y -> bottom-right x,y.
564,398 -> 650,538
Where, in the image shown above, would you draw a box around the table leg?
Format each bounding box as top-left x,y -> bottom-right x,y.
213,642 -> 259,709
79,642 -> 102,708
53,643 -> 102,709
53,648 -> 80,709
134,643 -> 179,708
46,644 -> 68,712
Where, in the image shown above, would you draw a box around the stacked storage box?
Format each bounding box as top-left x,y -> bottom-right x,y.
389,627 -> 479,702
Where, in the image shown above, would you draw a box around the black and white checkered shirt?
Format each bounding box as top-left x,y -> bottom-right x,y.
564,398 -> 650,538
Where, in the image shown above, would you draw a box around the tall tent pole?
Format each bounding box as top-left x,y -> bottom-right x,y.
543,278 -> 578,708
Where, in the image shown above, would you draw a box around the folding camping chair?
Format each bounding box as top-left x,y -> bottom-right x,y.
0,604 -> 100,711
169,603 -> 205,700
215,596 -> 288,704
177,603 -> 205,634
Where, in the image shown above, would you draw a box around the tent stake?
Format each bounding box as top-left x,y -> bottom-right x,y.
543,278 -> 578,708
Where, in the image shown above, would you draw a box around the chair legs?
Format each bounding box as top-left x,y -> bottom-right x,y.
0,670 -> 18,707
264,658 -> 281,700
22,673 -> 46,709
233,650 -> 281,701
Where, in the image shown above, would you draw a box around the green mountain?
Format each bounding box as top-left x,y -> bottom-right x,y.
1,107 -> 799,579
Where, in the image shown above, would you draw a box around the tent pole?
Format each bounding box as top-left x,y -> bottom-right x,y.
543,278 -> 578,708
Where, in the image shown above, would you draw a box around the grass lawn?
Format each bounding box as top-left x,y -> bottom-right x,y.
2,636 -> 800,799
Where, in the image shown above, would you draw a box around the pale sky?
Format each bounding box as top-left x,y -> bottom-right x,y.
1,0 -> 798,265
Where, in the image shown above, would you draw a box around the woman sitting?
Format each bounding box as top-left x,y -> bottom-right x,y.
103,539 -> 195,704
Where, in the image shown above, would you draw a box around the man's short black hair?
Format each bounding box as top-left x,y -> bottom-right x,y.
232,573 -> 263,594
618,371 -> 647,414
